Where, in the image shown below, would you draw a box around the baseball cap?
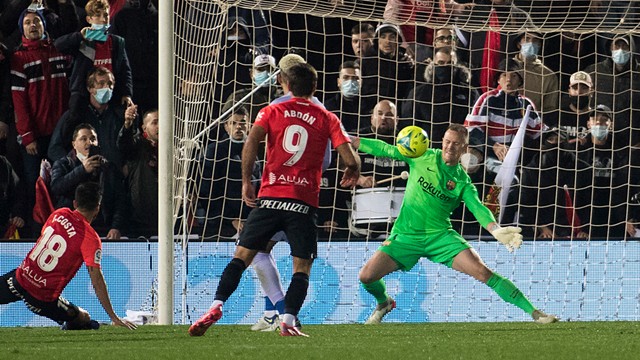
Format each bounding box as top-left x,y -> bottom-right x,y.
590,104 -> 613,120
569,71 -> 593,87
611,34 -> 630,46
278,53 -> 306,73
253,54 -> 276,69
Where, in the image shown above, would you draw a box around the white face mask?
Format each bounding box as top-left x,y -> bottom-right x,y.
460,152 -> 481,173
227,35 -> 240,41
590,125 -> 609,140
611,49 -> 631,65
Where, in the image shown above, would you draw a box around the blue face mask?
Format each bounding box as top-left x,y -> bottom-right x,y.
253,71 -> 276,87
590,125 -> 609,141
520,42 -> 539,59
86,24 -> 109,42
340,79 -> 359,98
94,87 -> 113,104
611,49 -> 631,65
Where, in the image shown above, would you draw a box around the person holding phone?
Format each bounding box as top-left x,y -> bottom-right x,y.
50,123 -> 126,240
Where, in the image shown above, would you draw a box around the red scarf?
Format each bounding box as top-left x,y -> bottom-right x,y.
93,36 -> 114,72
480,9 -> 501,93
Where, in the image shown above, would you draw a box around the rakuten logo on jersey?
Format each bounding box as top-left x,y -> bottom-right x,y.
268,172 -> 310,186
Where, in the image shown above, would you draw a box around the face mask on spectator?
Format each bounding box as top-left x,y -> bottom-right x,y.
94,88 -> 113,104
590,125 -> 609,140
340,79 -> 359,98
611,49 -> 631,65
86,24 -> 109,42
520,42 -> 539,59
433,65 -> 453,84
253,71 -> 276,87
569,95 -> 590,109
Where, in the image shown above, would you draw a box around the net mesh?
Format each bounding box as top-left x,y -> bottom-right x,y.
169,0 -> 640,324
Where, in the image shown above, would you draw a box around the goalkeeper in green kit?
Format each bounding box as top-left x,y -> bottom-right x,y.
353,124 -> 558,324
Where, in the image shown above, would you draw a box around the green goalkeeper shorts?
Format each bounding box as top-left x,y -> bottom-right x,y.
378,229 -> 471,271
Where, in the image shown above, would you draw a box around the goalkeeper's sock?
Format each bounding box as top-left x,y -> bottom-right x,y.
283,272 -> 309,317
214,258 -> 246,302
361,279 -> 390,304
486,272 -> 535,315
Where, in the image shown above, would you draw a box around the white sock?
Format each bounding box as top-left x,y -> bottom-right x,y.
251,252 -> 285,304
211,300 -> 223,309
282,313 -> 296,327
264,310 -> 278,317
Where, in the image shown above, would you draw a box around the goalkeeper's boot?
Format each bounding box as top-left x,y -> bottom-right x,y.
532,310 -> 559,324
251,314 -> 280,331
188,304 -> 222,336
280,322 -> 309,337
364,297 -> 396,324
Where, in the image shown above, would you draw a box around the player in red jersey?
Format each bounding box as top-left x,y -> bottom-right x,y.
189,62 -> 360,337
0,182 -> 136,330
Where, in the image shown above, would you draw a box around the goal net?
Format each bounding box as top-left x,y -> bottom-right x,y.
168,0 -> 640,324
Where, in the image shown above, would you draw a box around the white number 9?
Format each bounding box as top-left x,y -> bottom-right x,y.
282,125 -> 308,166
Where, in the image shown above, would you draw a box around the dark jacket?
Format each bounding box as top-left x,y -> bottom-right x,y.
117,125 -> 158,234
50,150 -> 126,233
54,32 -> 133,102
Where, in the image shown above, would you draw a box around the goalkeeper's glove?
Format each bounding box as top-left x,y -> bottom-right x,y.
490,226 -> 523,253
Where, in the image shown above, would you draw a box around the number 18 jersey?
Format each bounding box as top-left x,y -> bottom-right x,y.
255,97 -> 350,207
16,208 -> 102,302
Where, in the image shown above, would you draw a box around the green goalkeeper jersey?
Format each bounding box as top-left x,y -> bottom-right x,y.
359,138 -> 496,241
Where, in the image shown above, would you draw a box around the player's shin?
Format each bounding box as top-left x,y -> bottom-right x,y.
361,279 -> 390,304
214,258 -> 247,302
486,272 -> 535,314
282,272 -> 309,326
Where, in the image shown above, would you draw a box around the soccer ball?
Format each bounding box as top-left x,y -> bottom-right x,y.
396,126 -> 429,158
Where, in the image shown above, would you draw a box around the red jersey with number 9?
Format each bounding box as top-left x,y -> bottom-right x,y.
254,97 -> 350,207
16,208 -> 102,302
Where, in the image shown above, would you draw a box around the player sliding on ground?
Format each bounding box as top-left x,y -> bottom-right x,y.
353,124 -> 558,325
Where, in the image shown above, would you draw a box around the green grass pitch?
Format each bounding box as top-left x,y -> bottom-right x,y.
0,322 -> 638,360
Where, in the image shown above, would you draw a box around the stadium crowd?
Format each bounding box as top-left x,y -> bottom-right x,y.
1,0 -> 639,240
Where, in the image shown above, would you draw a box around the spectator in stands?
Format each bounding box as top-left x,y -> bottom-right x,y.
324,61 -> 371,133
360,23 -> 415,101
383,0 -> 473,63
49,66 -> 130,171
584,34 -> 640,150
0,0 -> 79,50
50,123 -> 126,239
199,105 -> 261,239
54,0 -> 133,143
222,54 -> 282,125
414,27 -> 470,78
0,43 -> 13,156
117,108 -> 157,237
575,105 -> 630,238
520,129 -> 587,239
0,155 -> 26,238
111,0 -> 158,115
213,15 -> 257,110
357,99 -> 409,188
512,31 -> 559,115
11,5 -> 71,235
400,47 -> 478,149
350,22 -> 375,64
465,58 -> 543,182
460,0 -> 534,92
546,71 -> 593,151
544,32 -> 596,91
